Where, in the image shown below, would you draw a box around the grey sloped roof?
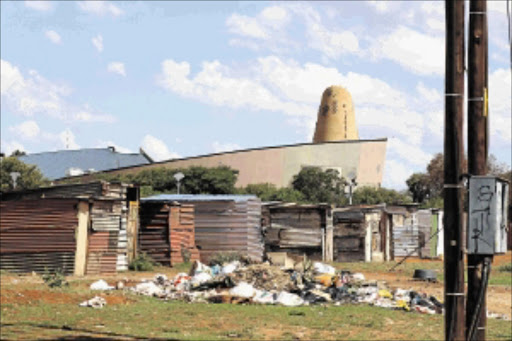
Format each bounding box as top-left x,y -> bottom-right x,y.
18,148 -> 151,180
142,194 -> 258,202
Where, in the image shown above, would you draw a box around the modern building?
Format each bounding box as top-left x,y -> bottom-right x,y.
17,147 -> 153,180
59,138 -> 387,188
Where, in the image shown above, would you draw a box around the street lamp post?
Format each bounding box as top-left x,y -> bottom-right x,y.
346,177 -> 357,205
173,172 -> 185,194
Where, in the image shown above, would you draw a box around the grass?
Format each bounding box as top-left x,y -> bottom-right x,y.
332,259 -> 512,286
1,276 -> 511,340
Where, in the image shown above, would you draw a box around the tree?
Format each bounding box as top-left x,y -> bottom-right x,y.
406,172 -> 431,203
240,183 -> 304,202
291,167 -> 347,205
93,165 -> 239,196
352,186 -> 412,205
0,157 -> 48,191
10,150 -> 26,156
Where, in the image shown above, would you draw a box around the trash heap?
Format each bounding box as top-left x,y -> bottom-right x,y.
124,260 -> 444,314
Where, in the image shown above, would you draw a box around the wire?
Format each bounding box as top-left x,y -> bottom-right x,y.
466,256 -> 492,341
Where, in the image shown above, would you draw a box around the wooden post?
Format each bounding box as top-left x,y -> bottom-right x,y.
467,0 -> 490,339
444,0 -> 466,339
74,201 -> 89,276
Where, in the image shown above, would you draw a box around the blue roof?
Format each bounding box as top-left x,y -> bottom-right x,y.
142,194 -> 258,202
18,148 -> 151,180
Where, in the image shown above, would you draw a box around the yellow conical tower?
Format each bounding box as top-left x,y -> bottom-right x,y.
312,86 -> 359,143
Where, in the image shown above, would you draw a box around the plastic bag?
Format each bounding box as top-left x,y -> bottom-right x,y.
79,296 -> 107,308
189,260 -> 211,276
191,272 -> 212,286
276,291 -> 304,306
229,282 -> 255,298
131,281 -> 163,296
90,279 -> 114,290
313,262 -> 336,275
221,261 -> 239,275
253,290 -> 276,304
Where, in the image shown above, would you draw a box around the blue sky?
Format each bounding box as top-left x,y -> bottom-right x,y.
1,1 -> 510,189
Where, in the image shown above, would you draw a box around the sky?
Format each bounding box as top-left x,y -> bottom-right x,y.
1,1 -> 510,190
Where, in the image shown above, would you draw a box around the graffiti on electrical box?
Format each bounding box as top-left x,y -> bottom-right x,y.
470,185 -> 494,252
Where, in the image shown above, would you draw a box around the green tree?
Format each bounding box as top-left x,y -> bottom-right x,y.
240,183 -> 304,202
291,167 -> 347,205
92,166 -> 239,196
352,186 -> 412,205
406,172 -> 431,203
0,157 -> 48,191
10,150 -> 26,156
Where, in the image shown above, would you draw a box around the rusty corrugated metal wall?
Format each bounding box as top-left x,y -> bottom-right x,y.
139,203 -> 171,265
192,198 -> 263,263
86,200 -> 127,274
0,199 -> 78,274
139,203 -> 199,266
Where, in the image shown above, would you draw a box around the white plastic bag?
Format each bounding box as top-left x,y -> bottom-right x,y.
190,272 -> 212,286
79,296 -> 106,308
221,261 -> 240,275
276,291 -> 304,306
253,290 -> 276,304
131,281 -> 163,296
229,282 -> 256,298
90,279 -> 114,291
313,262 -> 336,275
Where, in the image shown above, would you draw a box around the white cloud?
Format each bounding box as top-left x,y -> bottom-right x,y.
25,1 -> 52,11
382,159 -> 413,190
416,82 -> 442,103
58,128 -> 79,149
260,6 -> 289,26
76,1 -> 123,17
157,56 -> 425,143
388,137 -> 432,166
92,35 -> 103,52
489,68 -> 512,143
1,59 -> 116,123
157,59 -> 314,118
1,140 -> 26,156
371,26 -> 444,76
9,120 -> 41,140
45,30 -> 61,44
72,109 -> 116,123
95,140 -> 132,153
141,135 -> 180,161
366,1 -> 389,13
107,62 -> 126,77
212,141 -> 242,153
226,14 -> 268,39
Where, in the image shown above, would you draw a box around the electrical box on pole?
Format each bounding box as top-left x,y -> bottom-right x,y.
467,176 -> 509,255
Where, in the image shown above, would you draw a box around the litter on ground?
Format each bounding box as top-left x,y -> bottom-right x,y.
120,260 -> 447,315
79,296 -> 106,309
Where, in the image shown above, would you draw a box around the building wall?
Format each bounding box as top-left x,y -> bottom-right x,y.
63,139 -> 387,188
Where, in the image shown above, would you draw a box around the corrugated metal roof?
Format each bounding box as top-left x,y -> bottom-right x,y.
18,148 -> 151,180
142,194 -> 258,202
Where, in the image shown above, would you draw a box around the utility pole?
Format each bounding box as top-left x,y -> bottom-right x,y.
467,0 -> 489,340
444,1 -> 466,340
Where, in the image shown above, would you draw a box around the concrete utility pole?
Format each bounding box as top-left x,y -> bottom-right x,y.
467,0 -> 489,340
443,1 -> 466,340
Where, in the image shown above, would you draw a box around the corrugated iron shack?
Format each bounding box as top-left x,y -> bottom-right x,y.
142,195 -> 263,263
332,205 -> 389,262
0,181 -> 139,275
139,200 -> 200,266
262,203 -> 332,261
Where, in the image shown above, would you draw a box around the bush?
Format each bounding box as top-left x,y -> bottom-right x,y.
129,253 -> 156,271
41,268 -> 68,288
208,252 -> 244,266
498,264 -> 512,272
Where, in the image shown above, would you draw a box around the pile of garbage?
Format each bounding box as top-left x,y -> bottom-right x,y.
121,260 -> 445,314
